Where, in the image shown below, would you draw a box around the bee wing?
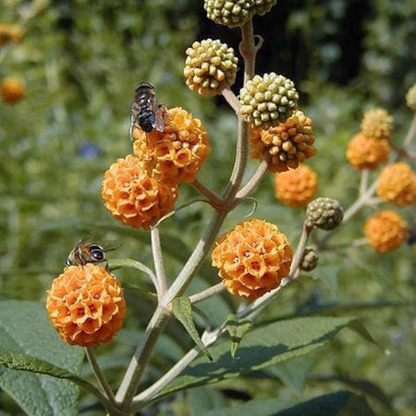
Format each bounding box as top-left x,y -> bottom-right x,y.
153,104 -> 166,132
129,104 -> 138,142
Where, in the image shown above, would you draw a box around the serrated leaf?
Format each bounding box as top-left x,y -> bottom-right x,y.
225,314 -> 252,358
199,390 -> 376,416
156,316 -> 358,399
0,301 -> 85,416
172,297 -> 213,361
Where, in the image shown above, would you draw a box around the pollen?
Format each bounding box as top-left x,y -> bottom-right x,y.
212,219 -> 292,301
46,264 -> 126,347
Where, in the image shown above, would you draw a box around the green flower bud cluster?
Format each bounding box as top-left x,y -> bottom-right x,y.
204,0 -> 278,28
306,197 -> 344,231
300,247 -> 319,272
406,82 -> 416,112
360,108 -> 394,141
240,73 -> 299,129
184,39 -> 239,96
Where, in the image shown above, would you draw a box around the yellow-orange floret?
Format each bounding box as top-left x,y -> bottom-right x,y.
274,165 -> 318,207
360,108 -> 394,141
0,23 -> 25,46
346,133 -> 391,170
377,162 -> 416,207
212,219 -> 292,301
364,210 -> 407,253
250,110 -> 317,173
1,78 -> 25,104
46,264 -> 126,347
133,107 -> 211,184
101,155 -> 178,229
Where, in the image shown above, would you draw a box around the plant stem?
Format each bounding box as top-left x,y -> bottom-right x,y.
403,113 -> 416,148
189,282 -> 225,304
235,157 -> 269,201
150,227 -> 167,299
85,348 -> 116,406
359,169 -> 369,197
240,20 -> 256,83
221,85 -> 241,114
109,259 -> 158,291
191,179 -> 223,208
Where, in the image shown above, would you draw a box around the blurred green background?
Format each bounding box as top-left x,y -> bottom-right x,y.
1,0 -> 415,415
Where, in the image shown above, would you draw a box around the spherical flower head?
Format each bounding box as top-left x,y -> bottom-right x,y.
184,39 -> 238,96
0,24 -> 25,46
364,210 -> 407,253
133,107 -> 211,184
300,247 -> 318,272
101,155 -> 178,229
240,73 -> 299,129
250,110 -> 317,172
360,108 -> 394,141
212,219 -> 292,301
377,162 -> 416,207
1,78 -> 25,104
274,164 -> 318,208
346,133 -> 391,171
406,82 -> 416,112
46,264 -> 126,347
252,0 -> 278,16
204,0 -> 254,28
306,197 -> 344,231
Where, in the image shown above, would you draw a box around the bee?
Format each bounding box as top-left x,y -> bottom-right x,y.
129,81 -> 166,141
66,241 -> 116,270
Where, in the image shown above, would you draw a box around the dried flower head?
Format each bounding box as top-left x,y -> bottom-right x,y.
212,219 -> 292,301
250,110 -> 317,172
240,73 -> 299,129
274,164 -> 318,207
184,39 -> 239,96
0,23 -> 25,46
101,155 -> 178,229
46,264 -> 126,347
204,0 -> 254,28
377,162 -> 416,207
1,78 -> 25,104
406,82 -> 416,112
364,210 -> 407,253
360,108 -> 394,141
346,133 -> 391,170
300,247 -> 318,272
306,197 -> 344,231
133,107 -> 211,184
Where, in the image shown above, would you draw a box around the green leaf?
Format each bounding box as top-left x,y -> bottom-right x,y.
225,314 -> 252,358
188,387 -> 228,414
199,391 -> 376,416
269,355 -> 316,395
157,316 -> 358,399
0,300 -> 85,416
172,297 -> 213,361
316,265 -> 339,297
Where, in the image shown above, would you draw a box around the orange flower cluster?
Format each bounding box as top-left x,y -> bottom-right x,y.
377,163 -> 416,207
212,219 -> 292,301
346,133 -> 391,170
274,165 -> 318,207
0,23 -> 25,46
133,107 -> 211,184
1,78 -> 25,104
46,264 -> 126,347
364,210 -> 407,253
101,155 -> 178,229
250,110 -> 317,172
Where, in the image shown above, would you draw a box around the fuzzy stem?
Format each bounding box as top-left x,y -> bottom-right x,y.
240,20 -> 256,83
359,169 -> 369,197
403,113 -> 416,148
85,348 -> 116,406
189,282 -> 225,304
150,227 -> 167,298
235,157 -> 269,201
191,179 -> 223,208
221,85 -> 241,114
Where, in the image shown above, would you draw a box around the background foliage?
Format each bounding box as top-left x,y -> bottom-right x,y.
1,0 -> 415,415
